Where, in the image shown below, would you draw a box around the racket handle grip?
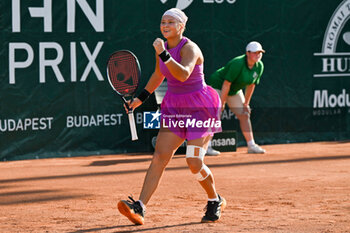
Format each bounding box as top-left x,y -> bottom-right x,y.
128,112 -> 138,141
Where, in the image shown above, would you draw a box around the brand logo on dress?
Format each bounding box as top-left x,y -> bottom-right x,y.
313,0 -> 350,78
159,0 -> 236,10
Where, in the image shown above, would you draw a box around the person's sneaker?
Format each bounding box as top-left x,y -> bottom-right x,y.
248,144 -> 266,154
206,147 -> 221,156
201,195 -> 227,223
117,196 -> 145,225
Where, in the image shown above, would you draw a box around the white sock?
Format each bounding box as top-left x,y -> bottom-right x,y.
208,195 -> 219,202
138,200 -> 146,210
247,140 -> 255,147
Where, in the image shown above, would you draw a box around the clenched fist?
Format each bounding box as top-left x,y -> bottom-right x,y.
153,38 -> 166,55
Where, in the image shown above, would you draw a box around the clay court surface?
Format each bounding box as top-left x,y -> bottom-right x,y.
1,141 -> 350,233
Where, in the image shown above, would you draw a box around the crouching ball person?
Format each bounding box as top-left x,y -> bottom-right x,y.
208,41 -> 266,154
117,8 -> 226,225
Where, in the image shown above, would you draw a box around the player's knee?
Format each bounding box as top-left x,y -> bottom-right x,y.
186,145 -> 205,160
186,157 -> 203,173
186,145 -> 206,174
152,151 -> 171,168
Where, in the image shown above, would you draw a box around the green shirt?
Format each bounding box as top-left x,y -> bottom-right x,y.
208,54 -> 264,96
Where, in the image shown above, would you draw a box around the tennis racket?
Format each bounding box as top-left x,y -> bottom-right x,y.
107,50 -> 140,141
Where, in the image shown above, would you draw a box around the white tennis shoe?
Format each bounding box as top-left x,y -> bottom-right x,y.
248,144 -> 266,154
206,147 -> 221,156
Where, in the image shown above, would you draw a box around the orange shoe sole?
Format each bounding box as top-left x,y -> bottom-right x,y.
117,201 -> 144,225
221,197 -> 227,212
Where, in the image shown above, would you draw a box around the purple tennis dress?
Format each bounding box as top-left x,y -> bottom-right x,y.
159,37 -> 222,140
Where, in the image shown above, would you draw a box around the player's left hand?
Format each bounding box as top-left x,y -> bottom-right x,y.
243,104 -> 251,115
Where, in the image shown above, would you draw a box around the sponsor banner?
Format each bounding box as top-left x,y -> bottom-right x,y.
1,0 -> 350,160
313,89 -> 350,109
313,0 -> 350,78
150,130 -> 236,154
312,0 -> 350,143
141,106 -> 350,133
211,131 -> 237,152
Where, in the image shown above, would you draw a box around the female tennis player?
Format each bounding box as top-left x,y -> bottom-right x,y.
117,8 -> 226,225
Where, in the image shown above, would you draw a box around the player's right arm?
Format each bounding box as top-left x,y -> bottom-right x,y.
128,53 -> 165,111
153,38 -> 199,82
144,52 -> 165,93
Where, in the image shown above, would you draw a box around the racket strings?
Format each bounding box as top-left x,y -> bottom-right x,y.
108,54 -> 139,96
